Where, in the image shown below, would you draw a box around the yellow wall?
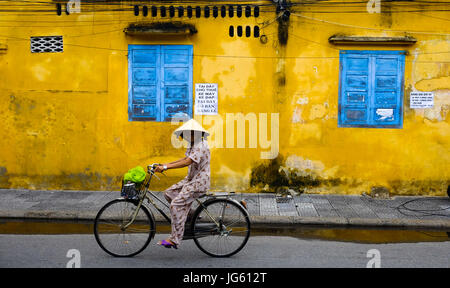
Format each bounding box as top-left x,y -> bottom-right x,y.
0,1 -> 449,195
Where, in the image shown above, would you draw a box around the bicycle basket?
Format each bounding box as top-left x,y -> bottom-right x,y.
121,181 -> 139,200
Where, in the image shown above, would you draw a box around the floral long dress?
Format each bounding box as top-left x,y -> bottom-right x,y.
163,140 -> 210,245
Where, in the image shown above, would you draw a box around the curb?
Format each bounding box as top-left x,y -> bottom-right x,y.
250,216 -> 450,230
2,210 -> 450,230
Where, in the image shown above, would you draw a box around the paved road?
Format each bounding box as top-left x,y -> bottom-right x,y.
0,234 -> 448,268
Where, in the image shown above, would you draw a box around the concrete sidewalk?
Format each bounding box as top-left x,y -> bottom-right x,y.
0,189 -> 449,229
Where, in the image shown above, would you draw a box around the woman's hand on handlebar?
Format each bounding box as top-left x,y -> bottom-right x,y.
154,164 -> 166,173
147,163 -> 161,173
151,157 -> 193,173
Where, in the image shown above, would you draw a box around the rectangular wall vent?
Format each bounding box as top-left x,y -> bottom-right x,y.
31,36 -> 63,53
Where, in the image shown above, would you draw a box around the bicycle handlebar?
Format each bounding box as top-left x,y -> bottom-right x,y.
147,163 -> 167,179
147,163 -> 159,173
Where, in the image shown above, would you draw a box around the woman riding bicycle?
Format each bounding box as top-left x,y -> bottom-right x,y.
154,119 -> 210,249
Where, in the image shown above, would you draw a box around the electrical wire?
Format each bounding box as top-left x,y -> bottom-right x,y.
2,1 -> 450,17
3,0 -> 450,6
291,12 -> 450,36
257,11 -> 282,29
362,193 -> 450,219
290,10 -> 450,14
289,0 -> 450,4
5,0 -> 450,15
391,5 -> 450,22
1,0 -> 450,11
1,32 -> 449,63
290,31 -> 450,56
396,198 -> 450,218
0,13 -> 274,26
290,33 -> 340,51
0,5 -> 278,17
0,4 -> 448,38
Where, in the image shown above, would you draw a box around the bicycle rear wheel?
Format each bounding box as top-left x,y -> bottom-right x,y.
94,199 -> 155,257
192,198 -> 250,257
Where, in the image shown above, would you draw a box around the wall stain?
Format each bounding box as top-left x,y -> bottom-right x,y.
250,155 -> 342,193
388,179 -> 450,196
0,167 -> 9,187
249,157 -> 449,196
276,1 -> 291,46
0,167 -> 6,176
275,1 -> 291,89
380,2 -> 393,28
404,84 -> 414,118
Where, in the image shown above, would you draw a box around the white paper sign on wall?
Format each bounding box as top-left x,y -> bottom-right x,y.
195,83 -> 218,115
410,92 -> 434,109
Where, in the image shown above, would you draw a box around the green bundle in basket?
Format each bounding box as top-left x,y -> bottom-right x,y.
123,166 -> 146,184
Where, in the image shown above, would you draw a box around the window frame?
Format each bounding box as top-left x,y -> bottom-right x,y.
128,44 -> 193,122
338,50 -> 405,129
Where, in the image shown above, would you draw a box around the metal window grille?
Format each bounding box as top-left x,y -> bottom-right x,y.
31,36 -> 63,53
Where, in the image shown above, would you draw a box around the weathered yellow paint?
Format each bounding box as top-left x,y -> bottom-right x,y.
0,1 -> 449,196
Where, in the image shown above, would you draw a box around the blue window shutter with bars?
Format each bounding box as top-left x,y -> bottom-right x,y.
128,45 -> 193,121
338,50 -> 405,128
161,45 -> 193,121
128,46 -> 160,121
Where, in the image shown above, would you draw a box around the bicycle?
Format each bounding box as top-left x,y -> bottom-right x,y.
94,163 -> 251,258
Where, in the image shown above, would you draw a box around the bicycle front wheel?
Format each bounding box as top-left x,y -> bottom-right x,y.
94,199 -> 155,257
192,199 -> 250,257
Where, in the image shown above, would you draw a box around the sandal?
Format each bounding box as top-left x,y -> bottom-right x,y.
157,239 -> 178,249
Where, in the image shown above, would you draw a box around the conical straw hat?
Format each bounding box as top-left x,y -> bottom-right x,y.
173,119 -> 210,137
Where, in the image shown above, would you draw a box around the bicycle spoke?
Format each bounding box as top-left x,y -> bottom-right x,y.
223,218 -> 245,228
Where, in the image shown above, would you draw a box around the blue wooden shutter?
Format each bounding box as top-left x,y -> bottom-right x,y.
339,50 -> 404,128
128,46 -> 160,121
371,53 -> 404,128
339,52 -> 370,126
161,45 -> 193,121
128,45 -> 193,121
